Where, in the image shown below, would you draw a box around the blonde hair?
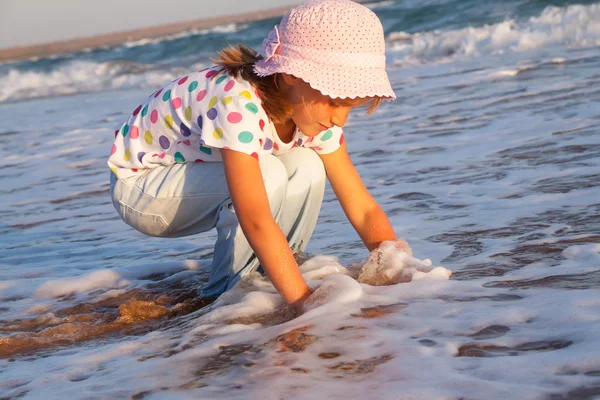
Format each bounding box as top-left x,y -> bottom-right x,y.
213,44 -> 383,124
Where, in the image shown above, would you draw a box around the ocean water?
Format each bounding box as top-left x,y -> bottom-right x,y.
1,0 -> 600,398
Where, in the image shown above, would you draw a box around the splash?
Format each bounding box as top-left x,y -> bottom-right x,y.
0,243 -> 450,360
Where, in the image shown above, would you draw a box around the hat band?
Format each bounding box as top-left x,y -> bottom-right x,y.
277,43 -> 386,69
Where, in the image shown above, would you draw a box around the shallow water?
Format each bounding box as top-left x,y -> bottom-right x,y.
2,1 -> 600,399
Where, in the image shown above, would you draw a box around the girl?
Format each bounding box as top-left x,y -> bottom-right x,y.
108,0 -> 411,309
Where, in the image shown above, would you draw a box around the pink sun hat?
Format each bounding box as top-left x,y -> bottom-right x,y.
253,0 -> 396,100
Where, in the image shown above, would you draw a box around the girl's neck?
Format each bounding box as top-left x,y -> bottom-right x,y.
274,119 -> 296,144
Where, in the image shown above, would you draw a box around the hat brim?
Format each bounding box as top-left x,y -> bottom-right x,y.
254,55 -> 396,101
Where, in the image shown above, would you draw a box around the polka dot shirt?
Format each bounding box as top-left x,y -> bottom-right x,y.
108,67 -> 345,179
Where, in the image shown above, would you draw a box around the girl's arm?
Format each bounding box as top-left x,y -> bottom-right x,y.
319,142 -> 410,253
221,149 -> 311,307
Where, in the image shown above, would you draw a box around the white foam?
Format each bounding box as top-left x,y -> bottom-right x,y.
0,60 -> 186,103
389,4 -> 600,65
365,0 -> 395,9
357,241 -> 451,285
2,3 -> 600,397
122,23 -> 246,49
35,270 -> 129,298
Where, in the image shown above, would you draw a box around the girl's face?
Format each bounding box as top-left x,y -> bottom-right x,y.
281,74 -> 362,137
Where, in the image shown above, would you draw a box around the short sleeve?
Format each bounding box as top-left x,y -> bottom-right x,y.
200,95 -> 268,160
304,126 -> 345,155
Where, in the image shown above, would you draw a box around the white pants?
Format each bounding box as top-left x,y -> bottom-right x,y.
109,147 -> 326,297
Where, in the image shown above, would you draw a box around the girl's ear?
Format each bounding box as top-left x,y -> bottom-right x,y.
281,73 -> 298,86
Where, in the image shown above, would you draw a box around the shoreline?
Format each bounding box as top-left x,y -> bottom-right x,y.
0,5 -> 294,64
0,0 -> 377,64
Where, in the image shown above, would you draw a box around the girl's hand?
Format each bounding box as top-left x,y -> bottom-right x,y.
393,239 -> 412,256
290,287 -> 314,315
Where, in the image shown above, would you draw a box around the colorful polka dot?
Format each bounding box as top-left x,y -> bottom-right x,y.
239,90 -> 251,99
238,131 -> 254,143
213,128 -> 223,139
208,96 -> 218,109
141,105 -> 148,117
121,124 -> 129,137
321,130 -> 333,141
259,119 -> 265,131
185,106 -> 192,121
273,142 -> 279,151
114,130 -> 119,138
227,112 -> 242,123
124,149 -> 131,162
178,76 -> 188,85
207,108 -> 218,120
206,70 -> 217,79
154,88 -> 163,98
164,115 -> 174,129
159,136 -> 170,149
197,90 -> 207,102
222,96 -> 232,105
224,80 -> 235,91
150,110 -> 158,124
245,103 -> 259,114
197,115 -> 203,130
144,131 -> 153,144
162,90 -> 171,102
263,138 -> 273,150
195,159 -> 205,163
251,152 -> 259,160
137,152 -> 146,163
132,105 -> 142,116
180,123 -> 191,137
339,132 -> 345,145
188,81 -> 198,92
130,126 -> 139,139
215,76 -> 227,84
174,152 -> 185,163
200,145 -> 212,155
172,97 -> 182,109
297,138 -> 303,146
110,144 -> 117,155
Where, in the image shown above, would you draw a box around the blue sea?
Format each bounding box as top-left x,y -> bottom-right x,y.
1,1 -> 600,398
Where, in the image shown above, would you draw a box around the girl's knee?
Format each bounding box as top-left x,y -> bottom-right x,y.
259,154 -> 289,199
280,147 -> 326,185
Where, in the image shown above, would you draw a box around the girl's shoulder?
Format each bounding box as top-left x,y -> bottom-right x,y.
167,67 -> 258,101
139,66 -> 263,122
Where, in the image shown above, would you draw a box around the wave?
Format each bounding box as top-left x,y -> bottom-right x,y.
388,3 -> 600,65
0,60 -> 207,103
122,23 -> 247,49
1,4 -> 599,103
